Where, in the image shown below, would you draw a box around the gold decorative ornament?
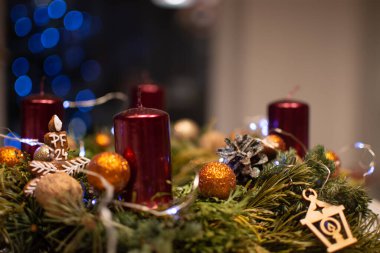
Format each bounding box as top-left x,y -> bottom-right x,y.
199,162 -> 236,199
87,152 -> 131,192
199,130 -> 226,151
33,145 -> 53,161
173,119 -> 200,140
0,146 -> 25,167
300,188 -> 357,252
95,133 -> 112,147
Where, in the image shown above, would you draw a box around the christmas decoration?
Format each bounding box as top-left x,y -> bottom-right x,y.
114,107 -> 172,204
34,172 -> 83,212
198,161 -> 236,199
199,130 -> 226,152
268,99 -> 309,157
300,188 -> 357,252
262,134 -> 286,160
95,132 -> 112,148
87,152 -> 131,193
217,134 -> 268,184
33,145 -> 52,161
173,119 -> 200,141
325,150 -> 341,176
0,146 -> 25,166
0,133 -> 379,253
21,86 -> 64,156
28,115 -> 90,177
44,115 -> 68,160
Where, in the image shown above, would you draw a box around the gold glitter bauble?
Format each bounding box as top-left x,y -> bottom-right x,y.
87,152 -> 130,192
325,150 -> 341,176
173,119 -> 200,140
35,172 -> 83,212
0,146 -> 24,166
199,130 -> 226,151
199,162 -> 236,199
95,133 -> 112,147
262,134 -> 287,160
33,145 -> 53,161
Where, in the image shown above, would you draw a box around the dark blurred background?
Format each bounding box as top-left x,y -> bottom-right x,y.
6,0 -> 212,137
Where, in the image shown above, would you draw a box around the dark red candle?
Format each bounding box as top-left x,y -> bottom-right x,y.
21,93 -> 64,156
114,107 -> 172,206
130,84 -> 165,110
268,99 -> 309,157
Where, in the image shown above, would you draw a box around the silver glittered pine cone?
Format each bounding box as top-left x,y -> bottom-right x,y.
217,134 -> 268,184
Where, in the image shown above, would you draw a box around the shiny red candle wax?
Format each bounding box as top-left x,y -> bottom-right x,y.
22,94 -> 64,156
268,99 -> 309,157
114,107 -> 172,206
130,84 -> 165,110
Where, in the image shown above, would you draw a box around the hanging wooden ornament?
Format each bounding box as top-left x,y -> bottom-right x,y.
25,115 -> 90,196
300,188 -> 357,252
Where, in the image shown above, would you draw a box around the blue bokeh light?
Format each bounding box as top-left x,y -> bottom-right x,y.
68,117 -> 87,139
15,17 -> 32,37
28,33 -> 44,53
11,4 -> 28,23
75,89 -> 95,112
14,75 -> 32,97
41,28 -> 60,48
80,60 -> 101,82
64,11 -> 83,31
73,110 -> 92,127
34,6 -> 50,26
52,75 -> 71,96
48,0 -> 67,19
4,133 -> 21,149
64,46 -> 84,68
12,57 -> 29,77
43,55 -> 62,76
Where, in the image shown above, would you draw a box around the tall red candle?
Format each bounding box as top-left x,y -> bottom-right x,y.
114,107 -> 172,206
268,99 -> 309,157
21,93 -> 64,156
130,84 -> 165,110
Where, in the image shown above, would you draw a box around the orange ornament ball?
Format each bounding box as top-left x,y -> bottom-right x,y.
199,162 -> 236,199
95,133 -> 112,148
87,152 -> 131,192
325,150 -> 341,176
0,146 -> 25,167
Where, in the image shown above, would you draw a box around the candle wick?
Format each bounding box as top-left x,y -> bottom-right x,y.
137,86 -> 143,108
40,76 -> 46,96
287,85 -> 300,99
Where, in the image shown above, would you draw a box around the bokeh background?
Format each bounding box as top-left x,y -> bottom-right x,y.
1,0 -> 380,196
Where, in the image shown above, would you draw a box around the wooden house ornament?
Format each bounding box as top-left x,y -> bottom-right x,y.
300,188 -> 357,252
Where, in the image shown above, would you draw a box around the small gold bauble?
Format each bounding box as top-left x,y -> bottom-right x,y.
263,134 -> 286,151
173,119 -> 200,140
199,162 -> 236,199
325,150 -> 341,176
95,133 -> 112,148
35,172 -> 83,211
199,130 -> 226,151
0,146 -> 25,166
262,134 -> 287,160
87,152 -> 131,192
33,145 -> 53,161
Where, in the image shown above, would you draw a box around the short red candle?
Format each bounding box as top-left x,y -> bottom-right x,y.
114,107 -> 172,206
268,99 -> 309,157
130,84 -> 165,110
21,93 -> 64,156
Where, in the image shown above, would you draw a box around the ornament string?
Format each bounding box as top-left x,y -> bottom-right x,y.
339,142 -> 376,178
114,173 -> 199,217
83,170 -> 116,253
63,92 -> 128,109
270,128 -> 308,154
0,128 -> 47,147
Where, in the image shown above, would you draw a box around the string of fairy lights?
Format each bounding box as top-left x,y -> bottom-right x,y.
9,0 -> 103,145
